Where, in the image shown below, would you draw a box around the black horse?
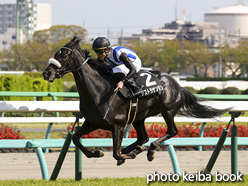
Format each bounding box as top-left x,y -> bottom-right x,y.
43,36 -> 229,164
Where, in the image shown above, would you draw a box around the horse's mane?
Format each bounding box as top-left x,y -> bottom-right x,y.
81,49 -> 107,72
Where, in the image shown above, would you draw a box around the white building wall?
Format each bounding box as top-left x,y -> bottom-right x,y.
205,14 -> 248,36
35,3 -> 52,31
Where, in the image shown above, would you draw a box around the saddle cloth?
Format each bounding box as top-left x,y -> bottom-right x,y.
119,70 -> 164,99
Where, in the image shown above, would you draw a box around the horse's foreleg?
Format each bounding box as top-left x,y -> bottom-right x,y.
72,121 -> 104,158
112,125 -> 135,162
121,121 -> 148,155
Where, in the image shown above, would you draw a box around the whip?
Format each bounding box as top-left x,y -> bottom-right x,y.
103,91 -> 118,120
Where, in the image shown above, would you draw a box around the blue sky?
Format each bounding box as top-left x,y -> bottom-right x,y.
2,0 -> 247,40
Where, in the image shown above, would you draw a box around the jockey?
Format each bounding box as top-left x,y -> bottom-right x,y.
92,37 -> 144,97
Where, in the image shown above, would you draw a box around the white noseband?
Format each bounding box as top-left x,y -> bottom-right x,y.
48,58 -> 62,68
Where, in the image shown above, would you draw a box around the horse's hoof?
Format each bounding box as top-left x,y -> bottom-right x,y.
129,152 -> 136,159
137,145 -> 147,152
147,151 -> 155,162
99,150 -> 104,157
117,159 -> 125,166
93,150 -> 104,157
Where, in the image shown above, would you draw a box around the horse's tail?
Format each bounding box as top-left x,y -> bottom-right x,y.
178,87 -> 230,118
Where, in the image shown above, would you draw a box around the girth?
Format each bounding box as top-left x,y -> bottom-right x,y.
126,98 -> 138,125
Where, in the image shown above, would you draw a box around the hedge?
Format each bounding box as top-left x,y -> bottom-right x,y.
198,87 -> 220,94
185,86 -> 248,95
24,72 -> 74,82
0,74 -> 63,101
221,87 -> 241,95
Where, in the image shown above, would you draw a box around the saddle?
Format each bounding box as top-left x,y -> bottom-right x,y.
119,70 -> 164,99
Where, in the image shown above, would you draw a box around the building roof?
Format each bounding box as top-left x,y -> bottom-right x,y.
210,4 -> 248,14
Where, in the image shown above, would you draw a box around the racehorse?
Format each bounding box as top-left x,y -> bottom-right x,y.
43,36 -> 229,165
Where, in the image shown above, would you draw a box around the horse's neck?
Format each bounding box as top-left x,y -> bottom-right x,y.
72,63 -> 111,106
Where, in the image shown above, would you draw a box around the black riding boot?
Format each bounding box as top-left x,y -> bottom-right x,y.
125,78 -> 144,97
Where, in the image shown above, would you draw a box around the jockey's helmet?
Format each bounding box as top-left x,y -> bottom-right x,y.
92,37 -> 111,54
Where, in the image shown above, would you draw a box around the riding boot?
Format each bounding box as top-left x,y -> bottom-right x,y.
125,78 -> 144,98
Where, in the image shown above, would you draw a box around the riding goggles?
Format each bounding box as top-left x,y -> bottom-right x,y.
94,49 -> 106,55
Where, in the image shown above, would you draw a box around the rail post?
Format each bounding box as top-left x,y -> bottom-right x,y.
50,131 -> 73,180
35,147 -> 49,179
203,111 -> 242,174
230,112 -> 243,174
231,115 -> 239,175
203,128 -> 229,173
44,123 -> 53,153
231,125 -> 238,174
50,112 -> 82,181
27,141 -> 49,180
167,144 -> 180,175
198,122 -> 206,151
73,112 -> 83,181
75,125 -> 82,180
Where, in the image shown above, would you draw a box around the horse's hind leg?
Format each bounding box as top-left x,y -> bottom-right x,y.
72,120 -> 104,158
147,111 -> 178,162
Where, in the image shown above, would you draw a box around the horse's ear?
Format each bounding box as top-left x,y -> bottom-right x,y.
72,36 -> 82,45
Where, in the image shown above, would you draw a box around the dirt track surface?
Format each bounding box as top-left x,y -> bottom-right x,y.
0,150 -> 247,180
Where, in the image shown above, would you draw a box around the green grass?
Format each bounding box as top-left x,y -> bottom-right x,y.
9,123 -> 70,129
8,123 -> 69,139
20,131 -> 67,139
0,176 -> 247,186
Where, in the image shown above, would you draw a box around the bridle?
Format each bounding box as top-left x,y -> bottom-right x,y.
48,46 -> 90,78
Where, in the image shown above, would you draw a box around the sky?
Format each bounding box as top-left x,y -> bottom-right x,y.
2,0 -> 248,43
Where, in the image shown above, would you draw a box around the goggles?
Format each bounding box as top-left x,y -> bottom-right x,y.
94,49 -> 106,55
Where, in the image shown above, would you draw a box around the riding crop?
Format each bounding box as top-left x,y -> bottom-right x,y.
103,90 -> 118,120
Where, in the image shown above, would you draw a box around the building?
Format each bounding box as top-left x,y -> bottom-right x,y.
118,3 -> 248,77
120,3 -> 248,48
119,20 -> 226,48
204,3 -> 248,48
0,1 -> 51,50
205,3 -> 248,37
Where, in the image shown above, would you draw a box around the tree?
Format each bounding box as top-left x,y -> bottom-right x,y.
5,41 -> 51,71
220,46 -> 238,77
155,40 -> 181,73
238,41 -> 248,77
2,25 -> 89,71
182,40 -> 215,77
33,25 -> 87,44
220,41 -> 248,77
126,40 -> 182,73
200,49 -> 218,77
126,41 -> 159,68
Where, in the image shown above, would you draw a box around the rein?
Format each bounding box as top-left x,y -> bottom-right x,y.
48,47 -> 90,78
